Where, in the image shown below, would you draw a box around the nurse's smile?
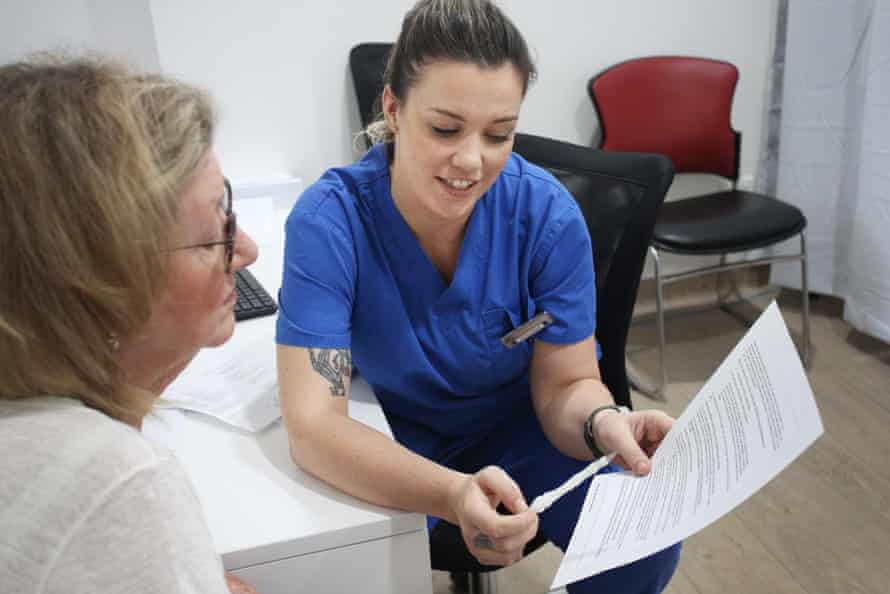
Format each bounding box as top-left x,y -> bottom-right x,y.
437,176 -> 479,197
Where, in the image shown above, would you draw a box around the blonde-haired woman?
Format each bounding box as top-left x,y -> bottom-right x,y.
0,56 -> 258,594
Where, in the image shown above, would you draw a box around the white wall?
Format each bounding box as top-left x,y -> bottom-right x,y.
148,0 -> 415,181
1,0 -> 89,59
505,0 -> 775,187
2,0 -> 776,184
145,0 -> 776,186
0,0 -> 158,70
2,0 -> 778,274
85,0 -> 160,71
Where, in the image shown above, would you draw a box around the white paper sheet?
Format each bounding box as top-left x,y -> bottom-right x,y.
157,331 -> 280,431
552,302 -> 824,589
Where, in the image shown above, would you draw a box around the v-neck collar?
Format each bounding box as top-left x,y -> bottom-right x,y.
370,160 -> 485,312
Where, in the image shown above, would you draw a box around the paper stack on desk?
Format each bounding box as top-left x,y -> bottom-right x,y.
156,331 -> 280,432
552,302 -> 823,589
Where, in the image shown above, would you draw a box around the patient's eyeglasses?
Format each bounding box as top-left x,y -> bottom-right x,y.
175,178 -> 237,273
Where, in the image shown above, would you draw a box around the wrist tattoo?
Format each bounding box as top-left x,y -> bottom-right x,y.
308,348 -> 352,397
474,533 -> 494,550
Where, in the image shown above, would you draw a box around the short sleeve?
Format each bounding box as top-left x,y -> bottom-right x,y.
529,198 -> 597,347
45,457 -> 227,594
275,187 -> 357,349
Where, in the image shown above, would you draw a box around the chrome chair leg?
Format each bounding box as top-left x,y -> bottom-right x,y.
715,253 -> 756,328
451,571 -> 498,594
716,253 -> 741,310
800,231 -> 811,368
468,572 -> 497,594
651,246 -> 667,400
626,245 -> 667,401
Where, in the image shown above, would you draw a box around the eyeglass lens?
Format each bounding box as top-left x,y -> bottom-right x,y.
223,178 -> 235,273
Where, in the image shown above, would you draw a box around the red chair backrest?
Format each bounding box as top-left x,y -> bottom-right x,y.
590,56 -> 739,179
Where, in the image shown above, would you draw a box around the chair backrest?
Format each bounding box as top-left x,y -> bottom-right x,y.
513,133 -> 673,408
349,42 -> 393,135
589,56 -> 740,180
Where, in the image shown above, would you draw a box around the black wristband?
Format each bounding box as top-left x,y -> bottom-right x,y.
583,405 -> 626,458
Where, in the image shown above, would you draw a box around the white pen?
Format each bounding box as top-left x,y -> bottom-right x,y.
529,452 -> 616,514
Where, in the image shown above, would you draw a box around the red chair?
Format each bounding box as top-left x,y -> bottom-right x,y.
589,56 -> 810,399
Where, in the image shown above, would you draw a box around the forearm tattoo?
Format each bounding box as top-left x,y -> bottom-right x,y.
308,348 -> 352,397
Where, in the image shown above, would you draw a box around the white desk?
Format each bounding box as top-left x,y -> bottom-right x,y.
146,198 -> 432,594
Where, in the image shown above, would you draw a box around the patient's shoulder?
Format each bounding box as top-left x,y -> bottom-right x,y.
0,397 -> 220,591
0,397 -> 183,506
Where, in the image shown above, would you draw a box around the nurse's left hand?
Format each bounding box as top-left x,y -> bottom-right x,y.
449,466 -> 540,567
592,408 -> 674,476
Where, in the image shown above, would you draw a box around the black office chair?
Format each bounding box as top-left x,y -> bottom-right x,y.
512,133 -> 673,410
348,42 -> 393,148
347,43 -> 674,593
428,134 -> 673,593
589,56 -> 810,400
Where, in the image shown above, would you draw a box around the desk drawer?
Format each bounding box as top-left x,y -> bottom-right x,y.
230,529 -> 432,594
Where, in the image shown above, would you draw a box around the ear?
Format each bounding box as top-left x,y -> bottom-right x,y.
381,85 -> 400,133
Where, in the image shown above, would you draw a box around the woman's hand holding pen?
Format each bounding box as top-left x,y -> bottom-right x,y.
448,466 -> 539,567
592,408 -> 675,475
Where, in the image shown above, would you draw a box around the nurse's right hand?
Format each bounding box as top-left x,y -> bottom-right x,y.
448,466 -> 539,566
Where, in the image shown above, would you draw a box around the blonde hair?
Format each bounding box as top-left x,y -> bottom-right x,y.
365,0 -> 536,146
0,54 -> 215,421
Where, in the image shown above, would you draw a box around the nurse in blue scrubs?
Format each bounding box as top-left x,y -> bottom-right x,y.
276,1 -> 681,591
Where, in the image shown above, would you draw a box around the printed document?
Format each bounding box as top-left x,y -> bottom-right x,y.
157,332 -> 280,432
552,302 -> 823,589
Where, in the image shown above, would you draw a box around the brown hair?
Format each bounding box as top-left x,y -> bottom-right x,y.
366,0 -> 537,145
0,54 -> 215,421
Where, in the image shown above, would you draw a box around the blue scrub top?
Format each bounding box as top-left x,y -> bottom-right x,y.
276,144 -> 597,461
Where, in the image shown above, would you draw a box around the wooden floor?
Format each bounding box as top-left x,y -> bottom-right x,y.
433,290 -> 890,594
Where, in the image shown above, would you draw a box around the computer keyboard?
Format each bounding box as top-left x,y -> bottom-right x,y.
234,268 -> 278,322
